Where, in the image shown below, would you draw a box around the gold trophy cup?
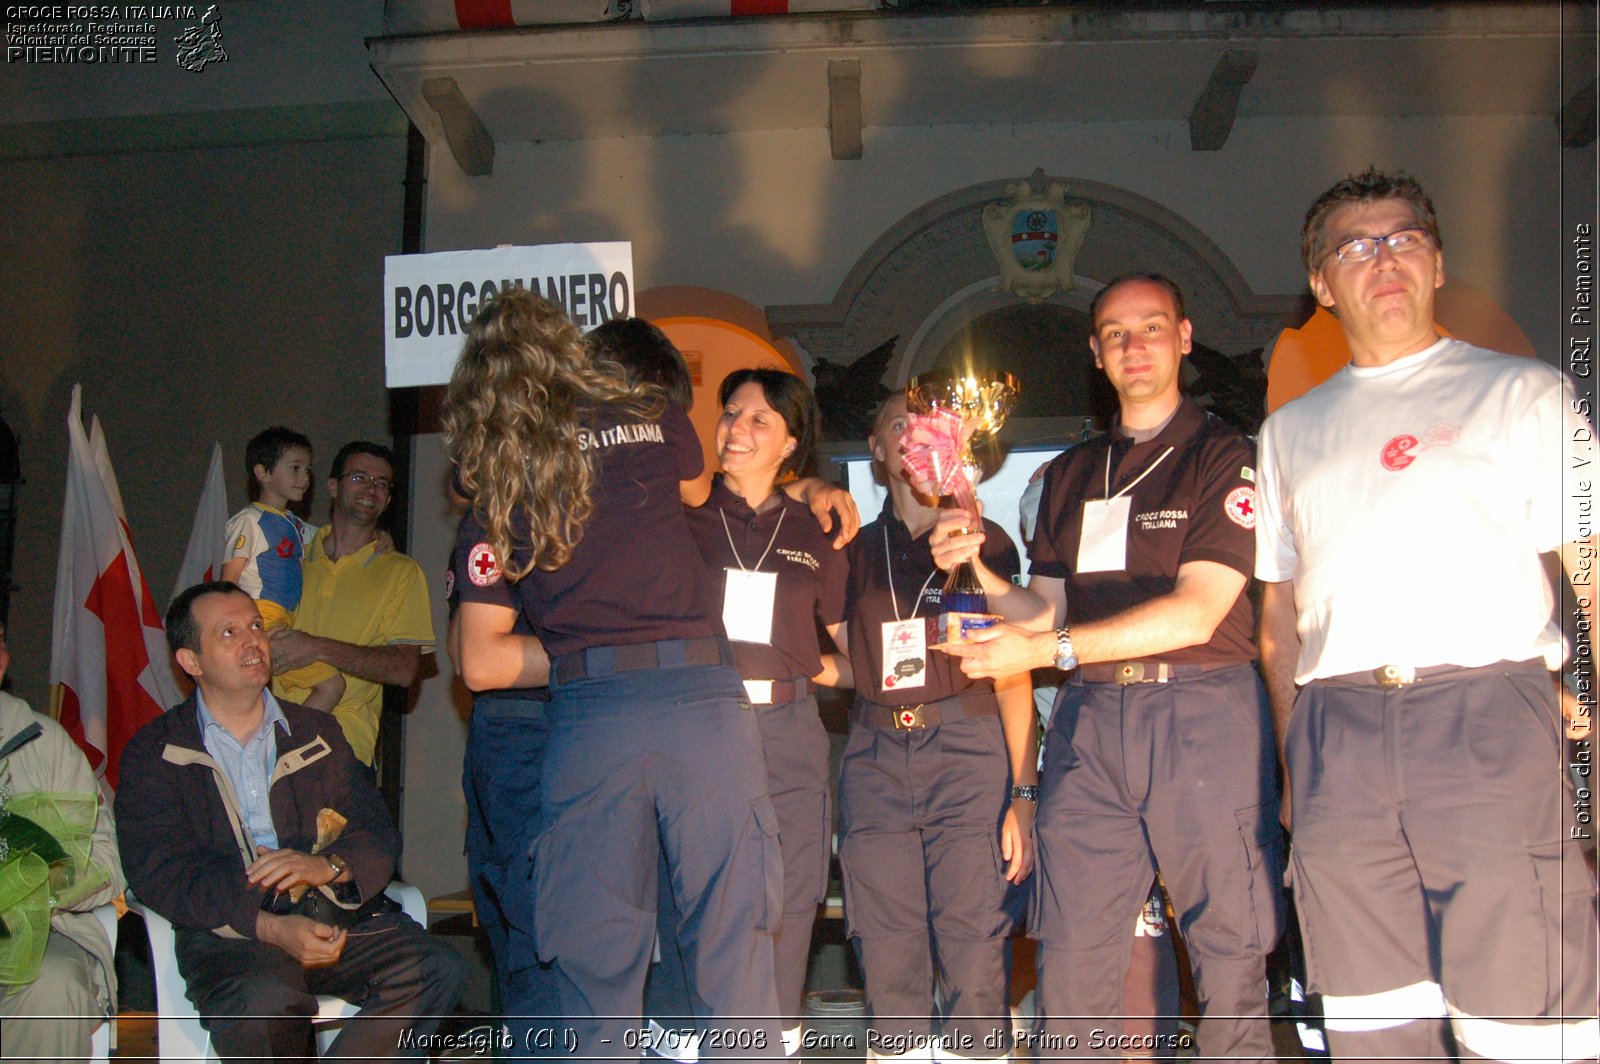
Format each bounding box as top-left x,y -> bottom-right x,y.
905,369 -> 1019,521
904,370 -> 1019,637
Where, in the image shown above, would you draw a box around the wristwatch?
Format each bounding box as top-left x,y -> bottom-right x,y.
324,853 -> 349,884
1010,784 -> 1039,802
1053,626 -> 1078,672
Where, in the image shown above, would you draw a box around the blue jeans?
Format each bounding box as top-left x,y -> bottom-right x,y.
463,693 -> 560,1056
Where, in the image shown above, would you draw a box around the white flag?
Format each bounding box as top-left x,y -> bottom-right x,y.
49,385 -> 183,788
171,443 -> 229,604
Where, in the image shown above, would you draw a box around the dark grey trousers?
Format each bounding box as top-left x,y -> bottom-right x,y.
1032,664 -> 1283,1063
1289,660 -> 1598,1062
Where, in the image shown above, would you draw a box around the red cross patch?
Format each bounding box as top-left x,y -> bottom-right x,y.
1224,486 -> 1255,530
467,542 -> 502,587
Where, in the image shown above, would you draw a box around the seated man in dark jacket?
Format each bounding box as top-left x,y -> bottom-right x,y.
116,581 -> 464,1061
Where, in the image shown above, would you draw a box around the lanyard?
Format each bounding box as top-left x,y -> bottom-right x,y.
1103,444 -> 1175,501
884,524 -> 939,623
720,504 -> 786,573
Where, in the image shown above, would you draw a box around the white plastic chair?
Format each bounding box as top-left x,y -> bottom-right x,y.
90,902 -> 118,1063
127,882 -> 426,1062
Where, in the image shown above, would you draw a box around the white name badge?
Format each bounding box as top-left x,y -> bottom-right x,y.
1077,496 -> 1132,573
880,619 -> 927,693
722,568 -> 777,645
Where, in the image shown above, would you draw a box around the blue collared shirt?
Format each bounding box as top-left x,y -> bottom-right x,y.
196,689 -> 290,852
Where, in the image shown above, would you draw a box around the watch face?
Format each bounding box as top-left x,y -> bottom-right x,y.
1055,630 -> 1077,671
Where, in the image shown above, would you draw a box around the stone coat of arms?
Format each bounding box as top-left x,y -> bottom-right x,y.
982,169 -> 1091,302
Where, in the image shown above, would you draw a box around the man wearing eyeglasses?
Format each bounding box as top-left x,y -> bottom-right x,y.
1255,168 -> 1598,1061
270,442 -> 434,767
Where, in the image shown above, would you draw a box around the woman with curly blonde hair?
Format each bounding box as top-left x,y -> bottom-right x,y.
444,291 -> 659,579
443,289 -> 783,1059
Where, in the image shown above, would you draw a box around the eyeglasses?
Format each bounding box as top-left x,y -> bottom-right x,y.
1330,227 -> 1431,265
342,472 -> 393,492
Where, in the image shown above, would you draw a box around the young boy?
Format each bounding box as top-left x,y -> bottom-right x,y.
220,427 -> 345,711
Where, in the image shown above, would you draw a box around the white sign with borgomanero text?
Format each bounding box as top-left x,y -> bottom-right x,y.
384,242 -> 634,388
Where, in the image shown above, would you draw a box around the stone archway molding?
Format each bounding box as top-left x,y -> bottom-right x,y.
767,173 -> 1306,387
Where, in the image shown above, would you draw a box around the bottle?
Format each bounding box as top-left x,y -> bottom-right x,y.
940,555 -> 993,643
942,558 -> 987,613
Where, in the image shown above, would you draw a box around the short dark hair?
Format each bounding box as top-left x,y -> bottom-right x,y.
1302,167 -> 1441,273
587,318 -> 694,411
166,581 -> 246,657
718,367 -> 819,478
1088,273 -> 1188,332
329,441 -> 395,481
245,427 -> 311,500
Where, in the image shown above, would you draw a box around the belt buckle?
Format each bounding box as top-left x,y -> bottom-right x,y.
1374,664 -> 1415,688
893,705 -> 926,730
1115,662 -> 1146,685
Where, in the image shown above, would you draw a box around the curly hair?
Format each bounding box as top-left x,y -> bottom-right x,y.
443,289 -> 662,580
1302,167 -> 1441,273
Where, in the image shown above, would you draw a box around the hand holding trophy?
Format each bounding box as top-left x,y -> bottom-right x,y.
899,369 -> 1018,642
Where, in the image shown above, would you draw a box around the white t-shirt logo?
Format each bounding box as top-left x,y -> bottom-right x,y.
1381,424 -> 1460,472
1381,434 -> 1421,471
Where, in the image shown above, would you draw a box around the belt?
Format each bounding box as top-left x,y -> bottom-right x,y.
853,689 -> 999,731
1076,660 -> 1239,685
1317,659 -> 1541,689
743,677 -> 811,706
552,636 -> 731,687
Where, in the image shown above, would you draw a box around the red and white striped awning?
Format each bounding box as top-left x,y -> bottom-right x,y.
641,0 -> 879,18
385,0 -> 879,35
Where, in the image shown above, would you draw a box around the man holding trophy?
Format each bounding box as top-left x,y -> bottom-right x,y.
933,273 -> 1283,1060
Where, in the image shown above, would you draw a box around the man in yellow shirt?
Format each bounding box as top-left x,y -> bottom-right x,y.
270,442 -> 433,766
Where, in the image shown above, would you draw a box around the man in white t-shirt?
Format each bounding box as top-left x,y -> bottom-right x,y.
1256,167 -> 1598,1063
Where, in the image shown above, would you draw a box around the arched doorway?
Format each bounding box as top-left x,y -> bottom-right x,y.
767,174 -> 1304,446
916,287 -> 1110,447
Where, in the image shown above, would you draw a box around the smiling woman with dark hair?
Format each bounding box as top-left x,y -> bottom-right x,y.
678,366 -> 846,1054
